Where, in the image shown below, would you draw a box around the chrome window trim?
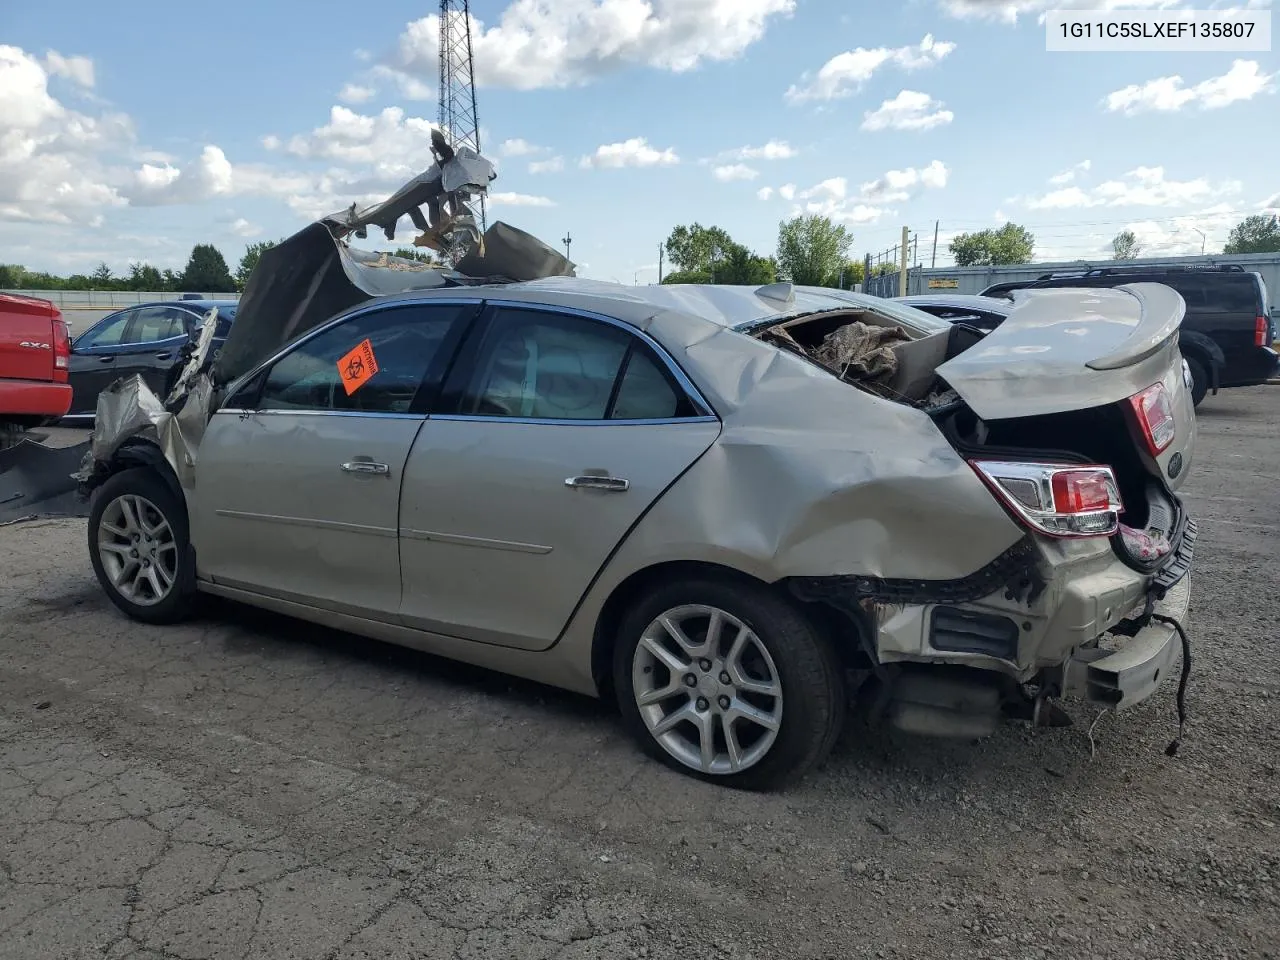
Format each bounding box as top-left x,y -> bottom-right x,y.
221,297 -> 482,405
464,298 -> 718,421
214,408 -> 425,421
222,295 -> 720,422
431,414 -> 720,427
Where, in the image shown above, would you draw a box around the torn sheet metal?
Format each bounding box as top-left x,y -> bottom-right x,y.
76,374 -> 203,493
165,306 -> 219,407
0,438 -> 91,524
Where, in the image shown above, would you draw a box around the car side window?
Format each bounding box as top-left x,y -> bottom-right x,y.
259,303 -> 465,414
130,306 -> 188,343
78,311 -> 134,349
460,308 -> 692,421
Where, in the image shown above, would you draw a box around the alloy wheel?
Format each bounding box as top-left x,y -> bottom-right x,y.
631,603 -> 784,775
96,494 -> 179,606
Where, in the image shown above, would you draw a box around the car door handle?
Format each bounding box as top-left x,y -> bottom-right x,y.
341,460 -> 390,476
155,352 -> 171,360
565,475 -> 629,492
98,356 -> 115,363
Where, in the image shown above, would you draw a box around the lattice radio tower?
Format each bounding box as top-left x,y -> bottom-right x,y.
438,0 -> 485,236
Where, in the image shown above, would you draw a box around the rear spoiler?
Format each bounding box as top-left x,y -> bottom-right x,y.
1086,283 -> 1186,371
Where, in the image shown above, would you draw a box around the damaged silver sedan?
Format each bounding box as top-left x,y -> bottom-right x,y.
77,156 -> 1197,789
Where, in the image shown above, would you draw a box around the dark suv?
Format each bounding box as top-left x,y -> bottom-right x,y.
981,265 -> 1276,406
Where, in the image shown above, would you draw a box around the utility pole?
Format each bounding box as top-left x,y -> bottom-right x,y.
658,242 -> 664,283
562,232 -> 572,260
898,225 -> 909,297
863,253 -> 872,294
1192,227 -> 1206,255
931,220 -> 939,269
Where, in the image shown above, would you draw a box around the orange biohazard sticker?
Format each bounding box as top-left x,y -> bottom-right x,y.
337,338 -> 379,395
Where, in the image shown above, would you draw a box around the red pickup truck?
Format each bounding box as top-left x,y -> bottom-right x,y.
0,293 -> 73,448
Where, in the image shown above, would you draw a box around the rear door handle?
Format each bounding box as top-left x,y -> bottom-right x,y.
565,475 -> 629,492
155,352 -> 171,360
98,356 -> 115,364
341,460 -> 390,476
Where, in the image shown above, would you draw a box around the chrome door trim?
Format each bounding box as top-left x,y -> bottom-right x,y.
213,509 -> 397,538
215,408 -> 426,420
399,528 -> 553,554
565,475 -> 629,492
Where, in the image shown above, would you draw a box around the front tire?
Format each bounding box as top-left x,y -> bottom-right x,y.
88,467 -> 195,624
613,577 -> 845,790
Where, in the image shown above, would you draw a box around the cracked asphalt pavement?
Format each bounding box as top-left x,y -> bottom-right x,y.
2,388 -> 1278,960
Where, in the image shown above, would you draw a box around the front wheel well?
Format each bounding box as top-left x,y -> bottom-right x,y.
589,560 -> 867,698
84,440 -> 185,517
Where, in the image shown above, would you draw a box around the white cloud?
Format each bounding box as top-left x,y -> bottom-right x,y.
489,191 -> 555,207
43,51 -> 94,88
861,90 -> 953,131
0,45 -> 129,224
791,161 -> 949,226
859,160 -> 950,202
712,163 -> 759,182
371,64 -> 435,100
338,83 -> 376,104
277,105 -> 441,185
1104,60 -> 1276,114
528,155 -> 564,174
1263,192 -> 1280,212
1048,159 -> 1091,185
230,218 -> 261,238
786,34 -> 955,103
580,137 -> 678,169
385,0 -> 796,92
779,183 -> 797,201
1024,165 -> 1242,209
731,140 -> 797,161
939,0 -> 1185,24
499,137 -> 547,156
757,186 -> 774,200
125,145 -> 316,208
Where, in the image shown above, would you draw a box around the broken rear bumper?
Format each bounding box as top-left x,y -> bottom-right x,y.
1062,573 -> 1191,710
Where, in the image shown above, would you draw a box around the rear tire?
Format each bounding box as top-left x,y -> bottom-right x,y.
613,577 -> 845,790
1185,355 -> 1209,408
0,422 -> 27,451
88,467 -> 196,625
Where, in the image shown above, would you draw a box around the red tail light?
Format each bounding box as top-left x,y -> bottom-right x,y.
1257,315 -> 1271,347
51,315 -> 71,383
1127,382 -> 1174,455
970,460 -> 1123,538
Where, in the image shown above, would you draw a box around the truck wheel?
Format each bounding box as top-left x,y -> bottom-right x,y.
1185,356 -> 1209,408
88,467 -> 196,624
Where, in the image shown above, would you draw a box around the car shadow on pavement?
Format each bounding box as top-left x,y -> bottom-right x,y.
204,594 -> 610,725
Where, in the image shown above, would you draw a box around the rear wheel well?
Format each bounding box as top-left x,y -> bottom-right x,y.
590,560 -> 867,698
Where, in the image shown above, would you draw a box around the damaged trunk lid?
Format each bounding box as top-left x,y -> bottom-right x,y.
936,283 -> 1196,493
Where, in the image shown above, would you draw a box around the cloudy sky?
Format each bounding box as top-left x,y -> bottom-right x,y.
1,0 -> 1277,282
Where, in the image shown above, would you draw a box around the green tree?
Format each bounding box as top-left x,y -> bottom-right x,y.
127,262 -> 163,290
0,264 -> 25,288
391,246 -> 443,265
1223,214 -> 1280,255
948,223 -> 1035,267
235,240 -> 279,291
775,215 -> 852,287
90,262 -> 114,287
180,244 -> 235,293
161,269 -> 180,291
664,223 -> 735,274
1112,229 -> 1142,261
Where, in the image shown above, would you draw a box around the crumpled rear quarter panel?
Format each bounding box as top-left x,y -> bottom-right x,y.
556,311 -> 1026,669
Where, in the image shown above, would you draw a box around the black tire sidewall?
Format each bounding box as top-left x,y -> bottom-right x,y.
612,577 -> 844,790
87,467 -> 195,625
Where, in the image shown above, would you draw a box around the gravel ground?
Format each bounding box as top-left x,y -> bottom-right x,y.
1,388 -> 1277,960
